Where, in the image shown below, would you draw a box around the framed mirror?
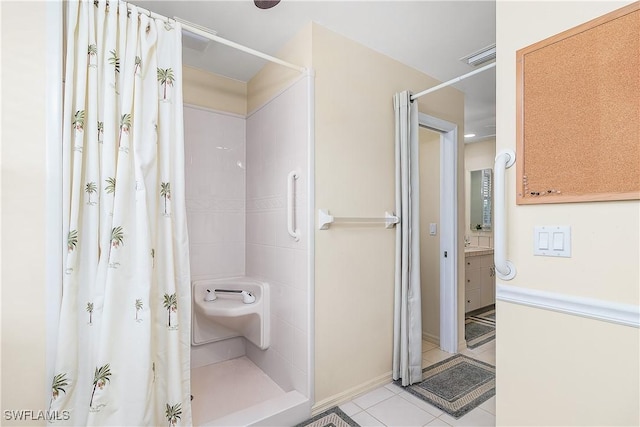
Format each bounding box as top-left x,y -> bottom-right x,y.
470,168 -> 492,231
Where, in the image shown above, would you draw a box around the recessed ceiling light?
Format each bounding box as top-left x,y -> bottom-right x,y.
464,133 -> 476,138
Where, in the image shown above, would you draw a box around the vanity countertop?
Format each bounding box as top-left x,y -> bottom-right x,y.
464,246 -> 494,257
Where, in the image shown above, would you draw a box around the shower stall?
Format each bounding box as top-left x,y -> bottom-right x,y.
46,2 -> 314,425
185,74 -> 314,425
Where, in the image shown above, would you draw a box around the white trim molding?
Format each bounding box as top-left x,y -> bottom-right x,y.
497,283 -> 640,328
418,112 -> 459,355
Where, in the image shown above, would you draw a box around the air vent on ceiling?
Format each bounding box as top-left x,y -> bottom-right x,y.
460,44 -> 496,67
174,17 -> 216,53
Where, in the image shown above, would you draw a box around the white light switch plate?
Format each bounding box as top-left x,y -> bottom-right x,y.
534,226 -> 571,257
429,223 -> 437,236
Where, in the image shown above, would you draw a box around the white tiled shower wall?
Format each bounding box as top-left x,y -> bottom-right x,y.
245,77 -> 309,394
183,76 -> 310,396
184,106 -> 246,280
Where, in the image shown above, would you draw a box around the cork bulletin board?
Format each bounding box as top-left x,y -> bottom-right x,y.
516,2 -> 640,204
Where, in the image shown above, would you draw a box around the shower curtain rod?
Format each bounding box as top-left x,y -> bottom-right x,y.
126,2 -> 307,74
410,62 -> 496,101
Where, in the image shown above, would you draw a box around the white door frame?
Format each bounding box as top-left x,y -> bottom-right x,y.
418,113 -> 459,354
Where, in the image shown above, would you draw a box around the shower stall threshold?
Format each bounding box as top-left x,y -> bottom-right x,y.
202,390 -> 309,426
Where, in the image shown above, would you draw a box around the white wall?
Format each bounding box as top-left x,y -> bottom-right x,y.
183,62 -> 251,372
496,2 -> 639,425
245,76 -> 310,395
184,106 -> 246,280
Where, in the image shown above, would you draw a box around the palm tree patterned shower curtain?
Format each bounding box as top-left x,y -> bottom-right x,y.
50,1 -> 191,425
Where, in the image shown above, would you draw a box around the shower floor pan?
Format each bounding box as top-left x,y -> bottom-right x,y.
191,356 -> 308,426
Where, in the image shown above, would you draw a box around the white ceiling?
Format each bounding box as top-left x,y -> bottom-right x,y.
133,1 -> 496,142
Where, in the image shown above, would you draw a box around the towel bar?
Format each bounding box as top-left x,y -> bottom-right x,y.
318,209 -> 399,230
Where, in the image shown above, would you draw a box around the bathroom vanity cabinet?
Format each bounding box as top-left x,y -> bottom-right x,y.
464,249 -> 495,313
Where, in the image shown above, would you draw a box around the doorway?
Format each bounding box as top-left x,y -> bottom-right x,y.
417,113 -> 459,354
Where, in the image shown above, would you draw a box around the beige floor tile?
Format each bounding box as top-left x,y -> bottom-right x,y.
351,410 -> 385,426
473,350 -> 496,366
366,395 -> 436,427
439,407 -> 495,427
422,340 -> 438,352
479,396 -> 496,415
384,382 -> 404,394
423,347 -> 455,364
398,390 -> 444,417
425,418 -> 453,426
339,401 -> 363,417
352,386 -> 396,410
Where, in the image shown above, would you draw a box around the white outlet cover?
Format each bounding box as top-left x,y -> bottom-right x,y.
534,225 -> 571,257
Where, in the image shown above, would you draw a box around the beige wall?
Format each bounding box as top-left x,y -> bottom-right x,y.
183,65 -> 247,115
464,139 -> 495,246
497,301 -> 639,425
312,23 -> 465,408
247,24 -> 312,113
1,1 -> 48,423
496,1 -> 640,425
419,128 -> 441,343
183,23 -> 312,117
464,139 -> 495,172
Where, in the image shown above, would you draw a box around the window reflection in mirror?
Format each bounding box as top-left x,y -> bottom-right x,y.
470,168 -> 492,231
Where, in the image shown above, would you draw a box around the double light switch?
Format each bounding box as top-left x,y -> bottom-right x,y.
534,226 -> 571,257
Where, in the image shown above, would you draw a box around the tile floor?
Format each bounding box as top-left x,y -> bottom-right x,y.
338,340 -> 496,427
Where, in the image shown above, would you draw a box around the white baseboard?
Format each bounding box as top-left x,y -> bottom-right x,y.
311,372 -> 392,415
497,283 -> 640,328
